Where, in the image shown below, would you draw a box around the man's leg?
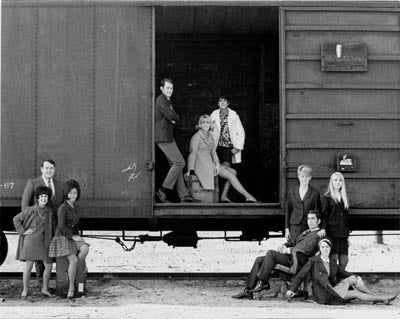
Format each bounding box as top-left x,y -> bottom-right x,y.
247,256 -> 264,289
156,139 -> 187,197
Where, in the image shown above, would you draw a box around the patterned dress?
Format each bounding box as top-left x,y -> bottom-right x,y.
49,202 -> 88,257
217,108 -> 233,148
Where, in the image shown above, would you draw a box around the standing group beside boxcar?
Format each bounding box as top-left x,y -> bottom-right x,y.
13,159 -> 89,300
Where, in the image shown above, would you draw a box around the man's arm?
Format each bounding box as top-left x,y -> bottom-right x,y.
156,98 -> 179,122
21,179 -> 34,211
292,231 -> 319,256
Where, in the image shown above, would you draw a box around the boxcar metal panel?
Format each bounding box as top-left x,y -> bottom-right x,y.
1,7 -> 36,199
286,90 -> 400,114
37,7 -> 94,198
94,7 -> 153,214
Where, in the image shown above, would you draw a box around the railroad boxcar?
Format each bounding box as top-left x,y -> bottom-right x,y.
1,0 -> 399,261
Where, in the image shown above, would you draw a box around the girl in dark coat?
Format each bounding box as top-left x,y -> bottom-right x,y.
49,180 -> 89,299
319,172 -> 350,269
285,165 -> 321,243
13,186 -> 54,298
287,238 -> 399,305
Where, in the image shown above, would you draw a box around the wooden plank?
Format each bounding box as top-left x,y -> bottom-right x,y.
287,120 -> 400,144
286,114 -> 400,119
286,31 -> 400,55
286,143 -> 400,149
153,205 -> 282,216
286,149 -> 400,175
286,54 -> 400,61
287,25 -> 400,31
287,61 -> 400,84
287,178 -> 400,208
285,10 -> 400,26
286,83 -> 400,89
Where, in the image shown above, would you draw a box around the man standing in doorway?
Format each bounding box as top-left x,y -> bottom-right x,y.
21,159 -> 65,285
155,78 -> 199,203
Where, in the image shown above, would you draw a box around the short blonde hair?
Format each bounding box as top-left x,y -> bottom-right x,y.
297,164 -> 313,176
195,114 -> 214,131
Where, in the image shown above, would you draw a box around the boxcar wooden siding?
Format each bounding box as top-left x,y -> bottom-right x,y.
1,5 -> 153,216
282,7 -> 400,210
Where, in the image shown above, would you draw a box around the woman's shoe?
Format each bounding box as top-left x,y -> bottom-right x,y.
245,199 -> 260,203
67,290 -> 75,300
41,291 -> 55,298
385,292 -> 400,305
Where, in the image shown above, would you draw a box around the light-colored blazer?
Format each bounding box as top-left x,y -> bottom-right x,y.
210,108 -> 245,164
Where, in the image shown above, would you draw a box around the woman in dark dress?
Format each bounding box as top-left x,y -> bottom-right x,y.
285,165 -> 321,243
49,180 -> 89,299
13,186 -> 54,298
287,237 -> 399,305
319,172 -> 350,269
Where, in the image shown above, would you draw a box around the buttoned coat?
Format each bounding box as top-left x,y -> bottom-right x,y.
290,255 -> 353,304
285,185 -> 321,229
210,108 -> 245,164
187,130 -> 219,190
321,195 -> 350,238
285,228 -> 320,257
155,93 -> 180,143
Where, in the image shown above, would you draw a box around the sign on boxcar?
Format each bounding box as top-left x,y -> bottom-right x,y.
321,43 -> 368,72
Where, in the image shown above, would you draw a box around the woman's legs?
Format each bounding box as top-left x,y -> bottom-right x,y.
41,262 -> 53,294
344,290 -> 387,303
77,244 -> 89,266
219,167 -> 257,201
220,162 -> 232,201
66,253 -> 78,296
339,254 -> 349,269
22,260 -> 34,297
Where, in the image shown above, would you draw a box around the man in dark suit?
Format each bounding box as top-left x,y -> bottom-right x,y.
155,78 -> 199,203
232,210 -> 322,299
21,159 -> 64,285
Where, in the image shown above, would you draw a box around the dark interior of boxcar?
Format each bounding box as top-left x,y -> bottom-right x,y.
155,7 -> 280,203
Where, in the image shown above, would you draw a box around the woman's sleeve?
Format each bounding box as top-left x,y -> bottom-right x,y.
57,205 -> 74,238
13,209 -> 29,235
321,196 -> 330,230
290,258 -> 312,292
233,114 -> 245,150
187,134 -> 200,171
285,190 -> 293,229
211,140 -> 219,164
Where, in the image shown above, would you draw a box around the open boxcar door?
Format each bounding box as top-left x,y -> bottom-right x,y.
1,4 -> 154,220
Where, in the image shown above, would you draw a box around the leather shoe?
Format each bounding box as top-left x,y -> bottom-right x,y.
181,195 -> 201,203
232,288 -> 253,300
249,280 -> 270,293
156,189 -> 171,203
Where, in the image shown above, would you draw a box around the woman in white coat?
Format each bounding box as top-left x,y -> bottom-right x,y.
210,96 -> 246,203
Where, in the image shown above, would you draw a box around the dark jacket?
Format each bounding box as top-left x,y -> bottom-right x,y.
285,185 -> 321,229
321,195 -> 349,238
285,229 -> 320,257
155,93 -> 180,142
290,255 -> 353,305
54,202 -> 80,238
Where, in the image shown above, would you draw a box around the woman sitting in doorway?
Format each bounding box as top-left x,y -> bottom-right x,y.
184,115 -> 258,203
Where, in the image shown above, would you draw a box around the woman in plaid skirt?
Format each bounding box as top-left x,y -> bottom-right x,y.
49,180 -> 89,299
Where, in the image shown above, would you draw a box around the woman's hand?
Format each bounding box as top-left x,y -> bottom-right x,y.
214,162 -> 221,175
72,235 -> 83,242
184,171 -> 190,181
284,228 -> 290,242
286,290 -> 295,298
231,148 -> 239,154
317,229 -> 326,237
23,229 -> 33,235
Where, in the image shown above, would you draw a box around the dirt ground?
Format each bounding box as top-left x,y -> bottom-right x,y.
0,231 -> 399,318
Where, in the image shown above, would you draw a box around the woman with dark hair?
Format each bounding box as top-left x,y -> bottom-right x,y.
210,96 -> 246,203
286,238 -> 399,305
49,180 -> 89,299
184,115 -> 258,202
13,186 -> 54,298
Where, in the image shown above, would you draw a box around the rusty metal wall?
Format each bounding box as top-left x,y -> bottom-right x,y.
1,4 -> 153,216
281,7 -> 400,210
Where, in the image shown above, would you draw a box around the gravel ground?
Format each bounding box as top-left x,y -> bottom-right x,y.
0,231 -> 399,318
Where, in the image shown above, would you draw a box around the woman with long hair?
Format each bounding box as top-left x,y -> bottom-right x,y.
318,172 -> 350,269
